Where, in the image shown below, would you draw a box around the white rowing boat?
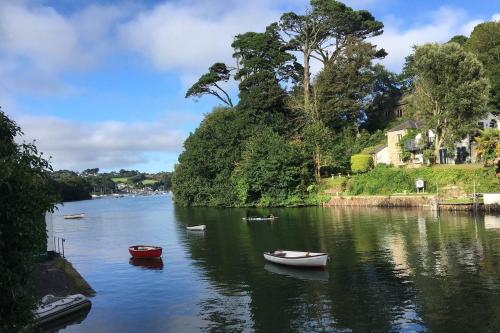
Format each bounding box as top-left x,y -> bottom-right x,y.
35,294 -> 91,325
63,213 -> 85,219
242,216 -> 278,221
263,250 -> 328,268
186,224 -> 206,231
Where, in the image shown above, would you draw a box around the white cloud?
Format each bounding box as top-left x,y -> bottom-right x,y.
373,7 -> 495,72
13,115 -> 187,171
492,13 -> 500,22
0,2 -> 128,96
118,0 -> 282,75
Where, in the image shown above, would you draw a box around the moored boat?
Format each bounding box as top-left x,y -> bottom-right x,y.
263,250 -> 328,268
186,224 -> 206,231
35,294 -> 91,325
242,215 -> 277,221
63,213 -> 85,219
128,245 -> 162,258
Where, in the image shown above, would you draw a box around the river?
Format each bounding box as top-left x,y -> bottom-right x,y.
53,194 -> 500,332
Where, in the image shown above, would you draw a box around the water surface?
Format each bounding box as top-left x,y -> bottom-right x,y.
54,195 -> 500,332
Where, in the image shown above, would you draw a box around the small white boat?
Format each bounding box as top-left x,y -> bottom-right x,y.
63,213 -> 85,219
35,294 -> 91,325
242,216 -> 278,221
186,224 -> 206,231
263,250 -> 328,268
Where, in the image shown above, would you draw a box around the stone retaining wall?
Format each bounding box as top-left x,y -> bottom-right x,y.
324,195 -> 435,208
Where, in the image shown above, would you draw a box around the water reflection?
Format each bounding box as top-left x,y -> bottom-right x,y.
264,263 -> 329,282
129,257 -> 164,270
175,206 -> 500,332
53,197 -> 500,332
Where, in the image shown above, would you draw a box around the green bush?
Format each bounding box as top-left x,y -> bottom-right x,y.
347,165 -> 500,195
1,111 -> 58,332
351,154 -> 373,173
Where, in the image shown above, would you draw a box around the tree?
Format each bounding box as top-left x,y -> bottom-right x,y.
363,66 -> 403,132
303,121 -> 331,182
82,168 -> 99,175
172,107 -> 242,206
0,110 -> 57,332
185,63 -> 234,107
232,23 -> 300,82
51,171 -> 92,201
279,0 -> 384,114
237,71 -> 290,135
314,40 -> 383,130
475,129 -> 500,166
405,43 -> 489,162
448,35 -> 468,45
464,21 -> 500,112
232,128 -> 311,205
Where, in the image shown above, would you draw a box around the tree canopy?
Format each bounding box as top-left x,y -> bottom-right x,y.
464,21 -> 500,112
404,43 -> 489,161
185,63 -> 234,107
0,110 -> 58,332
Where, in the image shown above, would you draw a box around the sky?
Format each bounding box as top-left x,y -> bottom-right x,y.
2,0 -> 499,173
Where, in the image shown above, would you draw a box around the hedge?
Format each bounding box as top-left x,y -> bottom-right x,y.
351,154 -> 373,173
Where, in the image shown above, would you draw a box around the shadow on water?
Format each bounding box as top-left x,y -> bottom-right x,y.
263,263 -> 330,282
129,257 -> 164,270
174,205 -> 500,333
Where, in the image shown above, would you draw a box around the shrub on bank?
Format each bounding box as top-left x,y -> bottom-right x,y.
351,154 -> 373,173
346,165 -> 499,195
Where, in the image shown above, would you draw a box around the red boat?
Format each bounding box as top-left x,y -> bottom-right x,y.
128,245 -> 162,258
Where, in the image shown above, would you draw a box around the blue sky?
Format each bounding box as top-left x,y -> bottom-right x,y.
2,0 -> 498,172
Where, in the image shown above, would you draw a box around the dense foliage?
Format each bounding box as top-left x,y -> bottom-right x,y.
174,0 -> 498,207
464,21 -> 500,112
51,170 -> 92,202
404,43 -> 489,161
0,110 -> 58,332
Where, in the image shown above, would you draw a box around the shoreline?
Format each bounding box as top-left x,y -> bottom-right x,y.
323,194 -> 499,211
34,253 -> 95,298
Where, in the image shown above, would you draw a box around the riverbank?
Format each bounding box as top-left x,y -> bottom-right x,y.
33,254 -> 95,298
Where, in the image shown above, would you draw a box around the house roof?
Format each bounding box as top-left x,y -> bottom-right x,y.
364,144 -> 387,155
387,119 -> 421,132
373,145 -> 387,154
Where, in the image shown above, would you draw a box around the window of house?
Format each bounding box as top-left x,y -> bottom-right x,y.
397,134 -> 402,142
478,121 -> 484,128
490,119 -> 497,128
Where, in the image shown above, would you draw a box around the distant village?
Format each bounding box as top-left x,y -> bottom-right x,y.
50,168 -> 172,202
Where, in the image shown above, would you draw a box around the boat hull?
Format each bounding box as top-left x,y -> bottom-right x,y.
186,225 -> 206,231
35,294 -> 91,325
263,251 -> 328,268
63,214 -> 85,219
242,217 -> 277,221
128,245 -> 162,258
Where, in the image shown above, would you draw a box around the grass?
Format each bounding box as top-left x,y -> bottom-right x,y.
327,165 -> 499,196
111,177 -> 128,183
142,179 -> 158,185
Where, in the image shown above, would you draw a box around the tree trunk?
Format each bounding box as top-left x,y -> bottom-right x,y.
303,49 -> 311,115
314,145 -> 321,183
434,129 -> 444,164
